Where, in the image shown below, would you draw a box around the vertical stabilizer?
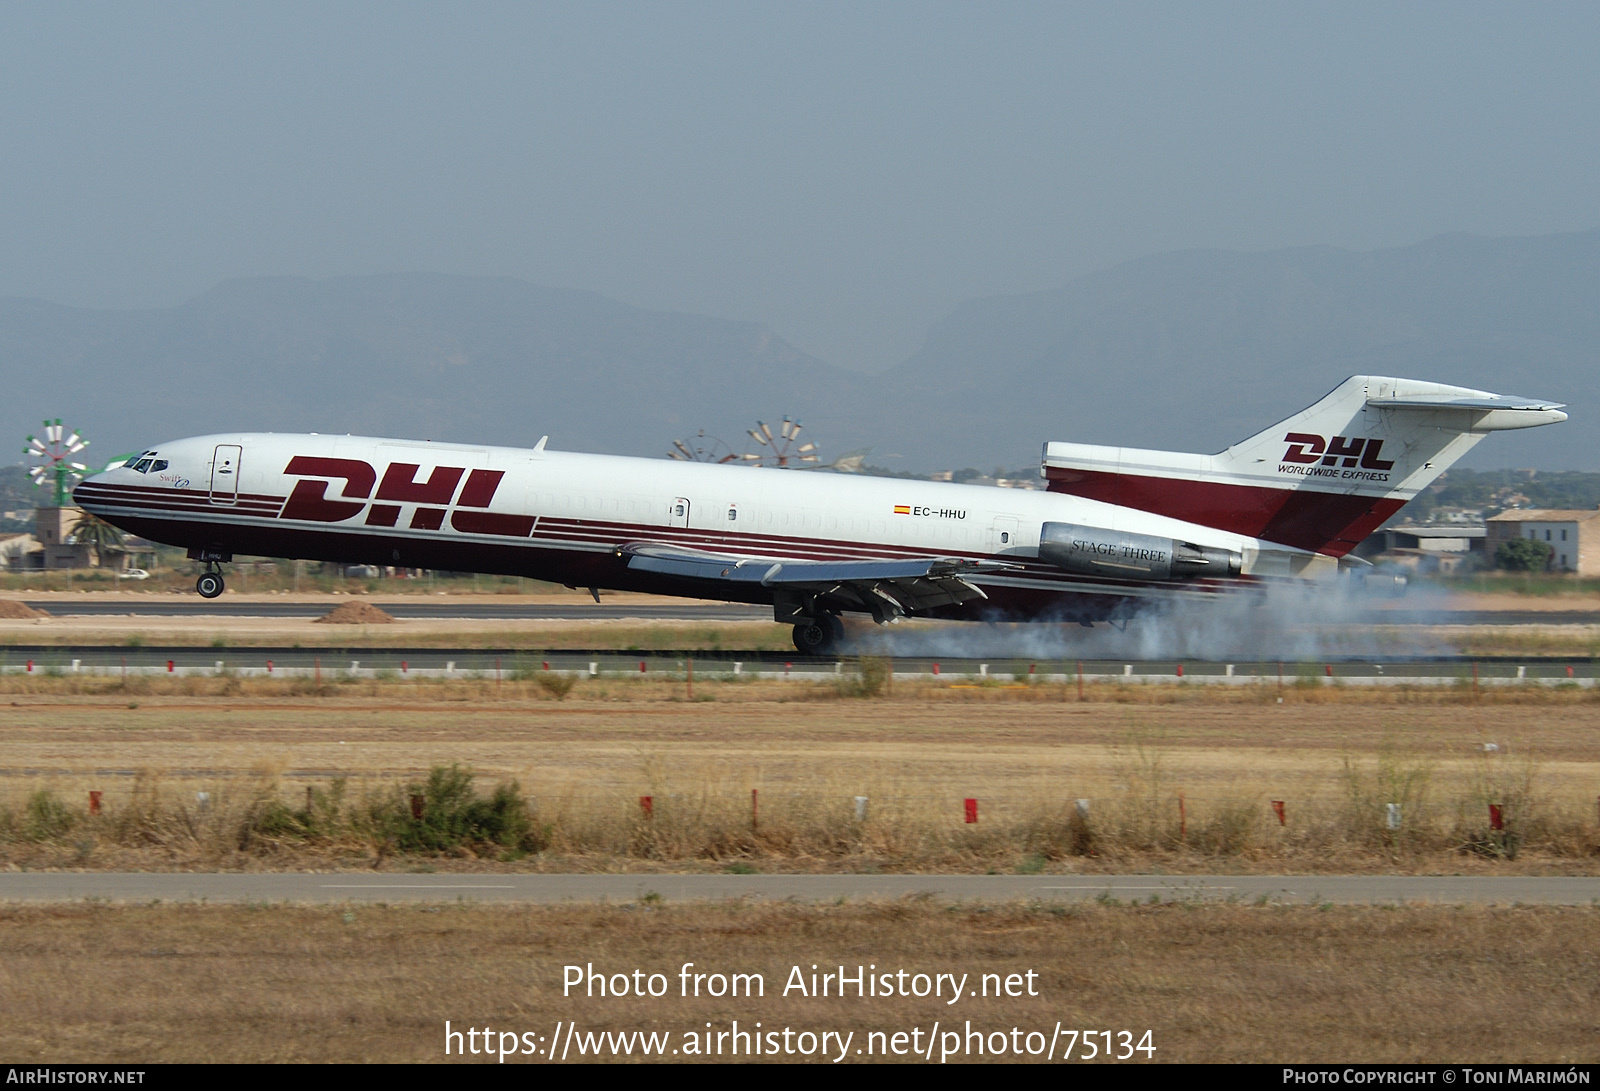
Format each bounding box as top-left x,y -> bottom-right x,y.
1042,376 -> 1566,556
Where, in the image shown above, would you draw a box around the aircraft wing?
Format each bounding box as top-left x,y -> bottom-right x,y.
618,542 -> 1014,620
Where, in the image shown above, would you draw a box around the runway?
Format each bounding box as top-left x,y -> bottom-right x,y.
0,644 -> 1591,681
0,872 -> 1594,905
18,600 -> 1600,625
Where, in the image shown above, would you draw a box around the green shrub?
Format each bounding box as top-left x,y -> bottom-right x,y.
1496,538 -> 1554,572
840,656 -> 892,698
536,673 -> 578,700
392,765 -> 531,852
25,790 -> 75,841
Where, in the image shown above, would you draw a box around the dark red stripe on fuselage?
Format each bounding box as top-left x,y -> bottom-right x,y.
93,511 -> 1140,622
1043,467 -> 1404,557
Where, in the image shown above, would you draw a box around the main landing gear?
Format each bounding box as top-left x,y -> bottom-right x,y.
196,566 -> 225,599
791,613 -> 844,655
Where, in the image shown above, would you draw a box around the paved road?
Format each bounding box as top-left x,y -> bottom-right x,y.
0,873 -> 1594,905
21,601 -> 1600,625
24,600 -> 771,621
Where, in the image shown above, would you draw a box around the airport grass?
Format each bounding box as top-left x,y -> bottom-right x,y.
0,900 -> 1596,1063
3,746 -> 1597,874
0,663 -> 1598,703
1,677 -> 1597,874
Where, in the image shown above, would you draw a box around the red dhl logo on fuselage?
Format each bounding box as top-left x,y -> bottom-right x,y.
278,457 -> 533,537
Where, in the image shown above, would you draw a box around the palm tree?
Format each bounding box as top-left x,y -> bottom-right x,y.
69,512 -> 126,568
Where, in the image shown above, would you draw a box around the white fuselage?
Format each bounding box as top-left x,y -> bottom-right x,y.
76,432 -> 1295,620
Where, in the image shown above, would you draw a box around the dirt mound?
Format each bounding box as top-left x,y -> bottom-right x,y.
312,600 -> 397,625
0,600 -> 47,619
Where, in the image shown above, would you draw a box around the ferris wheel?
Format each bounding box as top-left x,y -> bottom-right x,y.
25,420 -> 89,507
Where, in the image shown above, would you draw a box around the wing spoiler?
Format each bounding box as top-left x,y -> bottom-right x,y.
618,542 -> 1016,622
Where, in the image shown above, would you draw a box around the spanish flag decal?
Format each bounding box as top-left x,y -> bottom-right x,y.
893,505 -> 911,515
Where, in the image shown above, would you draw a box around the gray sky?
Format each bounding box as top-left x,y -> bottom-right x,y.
2,2 -> 1598,372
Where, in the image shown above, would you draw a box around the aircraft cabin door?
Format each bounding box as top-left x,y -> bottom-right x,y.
210,445 -> 242,505
669,497 -> 691,529
988,514 -> 1020,555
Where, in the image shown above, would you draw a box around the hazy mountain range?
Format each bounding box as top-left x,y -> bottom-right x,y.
1,229 -> 1595,476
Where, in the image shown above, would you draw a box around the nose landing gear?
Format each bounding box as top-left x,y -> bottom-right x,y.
196,566 -> 225,599
187,547 -> 232,599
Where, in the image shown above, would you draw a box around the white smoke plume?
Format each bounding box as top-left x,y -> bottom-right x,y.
846,581 -> 1464,662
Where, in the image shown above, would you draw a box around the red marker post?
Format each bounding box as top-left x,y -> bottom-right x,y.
640,795 -> 653,820
1271,800 -> 1286,826
964,798 -> 978,824
1488,804 -> 1504,831
89,791 -> 102,816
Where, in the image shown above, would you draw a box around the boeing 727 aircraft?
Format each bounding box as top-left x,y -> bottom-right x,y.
75,376 -> 1566,653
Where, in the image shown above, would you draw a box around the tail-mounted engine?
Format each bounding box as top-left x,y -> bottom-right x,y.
1038,522 -> 1242,581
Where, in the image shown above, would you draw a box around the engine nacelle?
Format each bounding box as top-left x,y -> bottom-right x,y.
1038,522 -> 1242,581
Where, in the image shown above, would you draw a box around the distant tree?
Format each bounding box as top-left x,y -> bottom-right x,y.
68,512 -> 126,567
1495,538 -> 1554,572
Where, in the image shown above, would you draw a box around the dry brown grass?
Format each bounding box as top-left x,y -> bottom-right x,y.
0,667 -> 1597,706
0,685 -> 1596,874
0,901 -> 1596,1063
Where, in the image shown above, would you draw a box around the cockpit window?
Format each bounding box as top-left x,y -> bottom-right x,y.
149,460 -> 168,472
131,459 -> 154,473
